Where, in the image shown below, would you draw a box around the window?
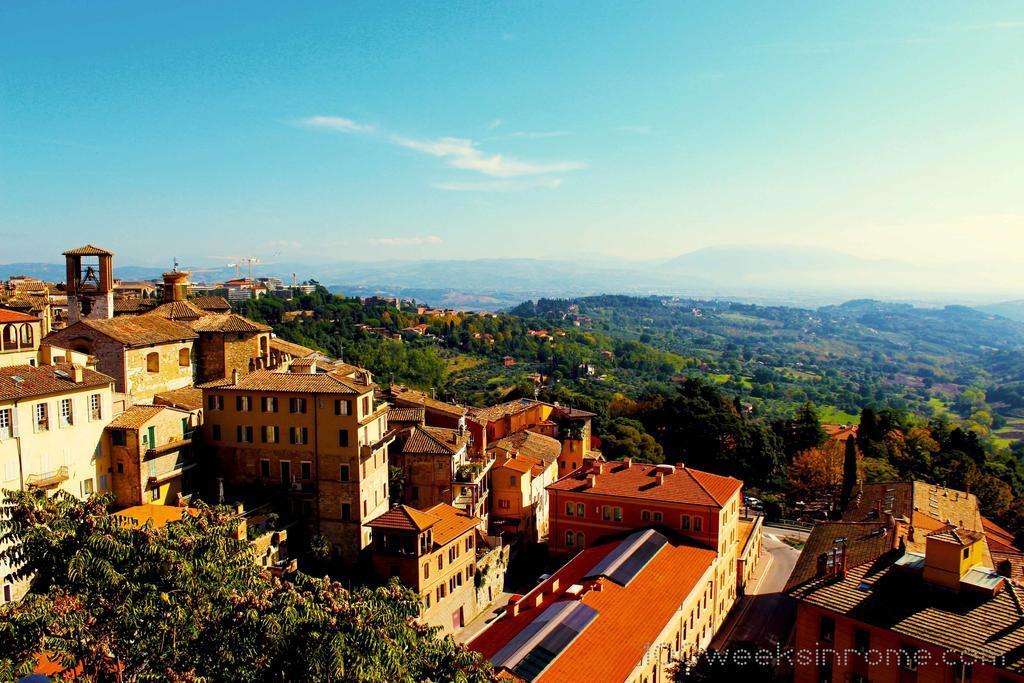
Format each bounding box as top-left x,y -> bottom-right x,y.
280,461 -> 291,483
0,408 -> 11,439
339,429 -> 349,447
236,395 -> 252,412
335,399 -> 351,416
853,628 -> 869,655
81,478 -> 94,496
566,530 -> 575,546
963,547 -> 970,559
509,475 -> 517,485
58,398 -> 73,427
693,516 -> 703,532
261,396 -> 277,413
642,510 -> 651,521
290,427 -> 308,445
437,555 -> 444,570
151,486 -> 160,502
236,425 -> 253,443
146,352 -> 159,373
898,645 -> 918,672
362,396 -> 370,415
575,532 -> 584,548
565,502 -> 574,516
111,429 -> 127,446
613,507 -> 623,522
34,403 -> 48,432
117,462 -> 124,473
290,397 -> 306,414
602,505 -> 611,520
681,515 -> 691,530
819,616 -> 835,643
576,503 -> 585,517
341,502 -> 351,521
340,464 -> 351,481
423,563 -> 430,579
262,425 -> 279,443
178,347 -> 190,367
208,395 -> 224,411
89,394 -> 102,421
653,511 -> 663,522
498,499 -> 511,509
211,424 -> 221,441
2,584 -> 10,603
559,461 -> 566,470
260,459 -> 271,478
423,593 -> 430,609
300,461 -> 312,480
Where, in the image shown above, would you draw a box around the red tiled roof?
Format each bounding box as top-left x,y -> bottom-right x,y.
191,295 -> 231,312
546,460 -> 741,508
984,516 -> 1020,552
0,363 -> 113,401
0,308 -> 41,323
494,454 -> 534,475
423,503 -> 479,545
106,405 -> 170,430
45,317 -> 197,347
469,530 -> 716,682
389,385 -> 468,417
269,337 -> 319,358
402,425 -> 470,456
152,386 -> 204,411
63,244 -> 113,256
490,430 -> 561,466
366,504 -> 442,533
198,369 -> 373,394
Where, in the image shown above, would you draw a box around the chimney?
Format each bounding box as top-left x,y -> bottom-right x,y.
676,462 -> 685,470
839,543 -> 848,578
587,474 -> 597,488
908,526 -> 916,543
71,364 -> 84,383
656,472 -> 665,486
816,553 -> 828,577
231,369 -> 239,385
596,463 -> 604,475
623,457 -> 632,469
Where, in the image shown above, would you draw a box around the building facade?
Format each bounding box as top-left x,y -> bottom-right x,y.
200,362 -> 392,561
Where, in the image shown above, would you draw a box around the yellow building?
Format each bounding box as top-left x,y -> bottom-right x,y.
0,363 -> 115,604
0,309 -> 43,368
367,503 -> 481,631
105,404 -> 199,507
488,430 -> 560,543
200,361 -> 392,561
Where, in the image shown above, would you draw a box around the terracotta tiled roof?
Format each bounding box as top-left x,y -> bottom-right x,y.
494,454 -> 534,475
784,521 -> 896,592
198,369 -> 373,394
105,405 -> 167,430
926,525 -> 984,546
490,430 -> 561,466
423,503 -> 479,545
366,504 -> 441,533
549,404 -> 596,420
546,460 -> 741,508
842,481 -> 984,548
389,385 -> 468,417
468,398 -> 538,424
113,298 -> 154,314
388,406 -> 425,424
269,337 -> 318,358
191,296 -> 231,312
63,244 -> 113,256
189,313 -> 271,333
46,317 -> 197,347
788,550 -> 1024,674
984,516 -> 1020,552
469,529 -> 717,682
152,386 -> 204,411
0,308 -> 41,323
0,364 -> 113,401
146,300 -> 207,321
992,550 -> 1024,582
402,425 -> 470,456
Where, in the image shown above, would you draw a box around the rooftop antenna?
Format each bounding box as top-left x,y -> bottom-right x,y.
172,257 -> 179,272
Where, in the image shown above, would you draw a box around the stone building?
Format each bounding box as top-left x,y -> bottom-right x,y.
199,360 -> 392,561
104,403 -> 199,507
63,245 -> 115,324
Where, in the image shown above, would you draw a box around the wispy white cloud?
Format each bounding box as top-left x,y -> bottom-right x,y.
432,178 -> 563,192
391,134 -> 583,177
366,235 -> 443,247
487,118 -> 504,130
298,116 -> 375,133
299,114 -> 583,182
263,239 -> 301,249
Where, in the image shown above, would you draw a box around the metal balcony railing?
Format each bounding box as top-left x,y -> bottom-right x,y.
26,465 -> 69,488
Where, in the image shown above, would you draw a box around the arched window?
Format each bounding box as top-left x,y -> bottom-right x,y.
575,532 -> 585,549
2,325 -> 16,350
565,530 -> 574,547
178,347 -> 191,367
147,352 -> 160,373
19,324 -> 33,347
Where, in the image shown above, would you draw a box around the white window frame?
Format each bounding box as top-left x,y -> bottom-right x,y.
89,393 -> 102,421
34,402 -> 48,432
59,398 -> 73,427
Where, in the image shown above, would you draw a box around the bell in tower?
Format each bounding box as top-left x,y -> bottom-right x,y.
63,244 -> 115,323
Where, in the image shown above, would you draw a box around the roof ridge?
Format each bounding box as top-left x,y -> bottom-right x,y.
686,468 -> 723,505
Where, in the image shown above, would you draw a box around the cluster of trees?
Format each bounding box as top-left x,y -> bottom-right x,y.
0,491 -> 493,682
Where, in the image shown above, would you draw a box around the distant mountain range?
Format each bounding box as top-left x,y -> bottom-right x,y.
2,245 -> 1020,311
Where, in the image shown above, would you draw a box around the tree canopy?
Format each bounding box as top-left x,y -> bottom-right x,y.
0,490 -> 493,683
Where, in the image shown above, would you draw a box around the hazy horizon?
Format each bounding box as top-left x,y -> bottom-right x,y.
2,2 -> 1023,295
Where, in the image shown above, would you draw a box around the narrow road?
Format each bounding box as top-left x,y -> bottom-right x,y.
712,525 -> 805,651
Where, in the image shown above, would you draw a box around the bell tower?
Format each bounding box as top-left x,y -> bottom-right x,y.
63,244 -> 114,323
162,259 -> 190,303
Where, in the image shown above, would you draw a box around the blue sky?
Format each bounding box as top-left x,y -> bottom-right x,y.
2,1 -> 1023,283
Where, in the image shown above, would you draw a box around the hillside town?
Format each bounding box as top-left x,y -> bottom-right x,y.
1,244 -> 1023,682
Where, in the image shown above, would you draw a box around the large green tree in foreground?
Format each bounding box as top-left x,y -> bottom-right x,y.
0,490 -> 493,682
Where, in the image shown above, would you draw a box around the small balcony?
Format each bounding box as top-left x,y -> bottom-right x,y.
26,465 -> 69,489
